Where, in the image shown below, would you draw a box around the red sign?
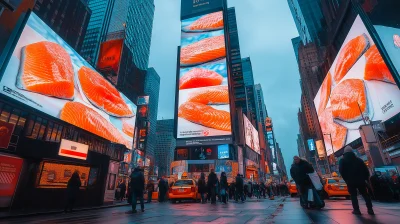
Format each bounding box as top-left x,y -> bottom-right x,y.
97,39 -> 124,74
0,121 -> 14,149
0,154 -> 23,207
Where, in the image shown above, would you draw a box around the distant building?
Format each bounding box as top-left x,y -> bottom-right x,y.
33,0 -> 91,52
107,0 -> 130,34
80,0 -> 115,65
242,57 -> 255,87
155,119 -> 176,176
291,36 -> 302,63
254,84 -> 268,129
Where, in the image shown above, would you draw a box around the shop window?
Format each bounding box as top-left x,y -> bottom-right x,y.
37,162 -> 91,188
25,116 -> 46,140
0,105 -> 12,122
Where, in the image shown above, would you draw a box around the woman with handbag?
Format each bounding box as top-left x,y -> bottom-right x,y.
220,172 -> 228,204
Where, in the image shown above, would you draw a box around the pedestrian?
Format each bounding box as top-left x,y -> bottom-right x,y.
260,182 -> 266,198
198,172 -> 207,204
235,174 -> 244,203
146,180 -> 154,203
119,180 -> 126,201
129,167 -> 145,213
229,182 -> 236,200
339,146 -> 374,215
158,177 -> 166,202
64,171 -> 81,213
207,169 -> 218,204
220,172 -> 228,204
127,180 -> 132,204
253,182 -> 260,199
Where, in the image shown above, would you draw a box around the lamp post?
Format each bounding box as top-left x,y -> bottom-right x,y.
323,133 -> 333,177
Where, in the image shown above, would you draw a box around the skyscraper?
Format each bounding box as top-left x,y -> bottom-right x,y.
254,84 -> 268,128
155,119 -> 176,176
33,0 -> 91,52
291,36 -> 302,63
80,0 -> 115,65
144,67 -> 160,162
242,57 -> 255,87
107,0 -> 130,34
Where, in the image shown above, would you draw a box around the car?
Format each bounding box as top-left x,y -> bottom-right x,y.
323,178 -> 350,199
168,178 -> 200,203
288,179 -> 298,197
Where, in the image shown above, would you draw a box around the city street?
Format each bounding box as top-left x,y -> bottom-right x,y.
2,197 -> 400,224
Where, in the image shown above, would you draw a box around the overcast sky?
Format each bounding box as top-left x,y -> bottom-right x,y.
148,0 -> 301,173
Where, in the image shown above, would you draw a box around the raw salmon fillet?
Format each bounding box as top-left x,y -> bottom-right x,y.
330,79 -> 367,122
183,11 -> 223,32
318,72 -> 332,114
122,120 -> 134,137
319,107 -> 347,151
187,86 -> 229,105
180,68 -> 223,89
60,102 -> 130,149
180,35 -> 226,66
16,41 -> 74,99
78,66 -> 133,117
178,102 -> 231,131
334,34 -> 370,83
364,45 -> 395,84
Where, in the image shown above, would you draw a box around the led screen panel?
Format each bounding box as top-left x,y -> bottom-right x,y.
177,11 -> 232,144
0,13 -> 136,149
307,139 -> 316,151
267,131 -> 276,160
243,114 -> 260,154
97,39 -> 124,74
314,15 -> 400,156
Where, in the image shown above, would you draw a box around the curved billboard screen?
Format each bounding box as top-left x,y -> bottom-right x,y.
243,114 -> 260,155
314,15 -> 400,156
0,13 -> 136,149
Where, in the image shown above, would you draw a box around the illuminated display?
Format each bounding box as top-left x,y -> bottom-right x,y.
314,15 -> 400,156
307,139 -> 316,151
243,114 -> 260,155
267,131 -> 275,160
97,39 -> 124,74
0,13 -> 136,149
38,162 -> 90,188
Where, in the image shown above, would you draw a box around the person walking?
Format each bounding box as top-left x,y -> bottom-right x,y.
235,174 -> 244,203
253,182 -> 260,199
207,169 -> 218,204
129,167 -> 145,213
158,177 -> 166,202
119,180 -> 127,201
146,180 -> 154,203
220,172 -> 228,204
339,146 -> 374,215
198,173 -> 207,204
64,171 -> 81,213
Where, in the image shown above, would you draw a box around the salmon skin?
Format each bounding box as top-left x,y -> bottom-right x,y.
187,86 -> 229,105
180,68 -> 223,89
178,102 -> 231,131
334,34 -> 370,84
60,102 -> 130,149
180,35 -> 226,66
183,11 -> 223,32
16,41 -> 74,100
364,45 -> 395,84
78,66 -> 133,118
122,120 -> 134,137
330,79 -> 368,122
319,107 -> 347,151
318,72 -> 332,115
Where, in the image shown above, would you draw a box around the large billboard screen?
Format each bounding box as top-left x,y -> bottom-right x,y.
97,39 -> 124,75
0,13 -> 137,149
314,15 -> 400,155
243,114 -> 260,155
181,0 -> 223,19
267,131 -> 276,160
177,11 -> 232,146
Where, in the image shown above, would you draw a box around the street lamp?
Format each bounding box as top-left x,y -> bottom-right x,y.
323,133 -> 333,176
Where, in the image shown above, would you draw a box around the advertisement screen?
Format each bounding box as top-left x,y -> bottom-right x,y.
177,11 -> 232,145
38,162 -> 90,188
0,13 -> 136,149
97,39 -> 124,74
181,0 -> 223,19
307,139 -> 316,151
267,131 -> 276,160
0,154 -> 23,207
315,140 -> 326,158
314,15 -> 400,155
243,114 -> 260,154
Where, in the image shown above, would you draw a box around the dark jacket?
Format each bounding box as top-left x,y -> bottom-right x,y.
290,159 -> 314,188
339,152 -> 370,186
146,182 -> 154,192
67,174 -> 81,197
235,176 -> 244,192
220,176 -> 228,190
207,172 -> 218,188
130,170 -> 145,192
198,177 -> 207,194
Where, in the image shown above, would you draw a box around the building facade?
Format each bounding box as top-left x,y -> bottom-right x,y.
155,119 -> 176,176
33,0 -> 91,52
242,57 -> 255,87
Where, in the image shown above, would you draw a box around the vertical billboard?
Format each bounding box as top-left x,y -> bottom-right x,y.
307,139 -> 316,151
314,15 -> 400,156
267,131 -> 276,160
0,154 -> 22,207
0,13 -> 137,149
243,114 -> 260,154
97,39 -> 124,75
176,10 -> 232,146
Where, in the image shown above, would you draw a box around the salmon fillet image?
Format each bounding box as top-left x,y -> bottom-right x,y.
319,107 -> 347,151
334,34 -> 370,84
16,41 -> 74,100
60,102 -> 130,149
183,11 -> 223,32
180,35 -> 226,66
178,102 -> 231,132
318,72 -> 332,115
330,79 -> 367,122
187,86 -> 229,105
78,66 -> 133,117
364,45 -> 395,84
122,120 -> 134,137
179,68 -> 223,89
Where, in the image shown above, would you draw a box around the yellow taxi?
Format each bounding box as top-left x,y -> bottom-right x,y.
168,178 -> 200,203
323,178 -> 350,199
288,179 -> 298,197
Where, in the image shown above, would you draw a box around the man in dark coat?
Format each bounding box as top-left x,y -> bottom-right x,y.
339,146 -> 374,215
198,173 -> 207,203
64,171 -> 81,212
119,181 -> 127,201
207,169 -> 218,204
130,167 -> 145,213
290,156 -> 314,207
158,177 -> 166,202
235,174 -> 244,202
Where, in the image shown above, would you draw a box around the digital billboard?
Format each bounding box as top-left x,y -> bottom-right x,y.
0,13 -> 136,149
315,140 -> 326,158
181,0 -> 223,19
314,15 -> 400,155
97,39 -> 124,74
267,131 -> 276,160
307,139 -> 316,151
177,11 -> 232,145
243,114 -> 260,155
